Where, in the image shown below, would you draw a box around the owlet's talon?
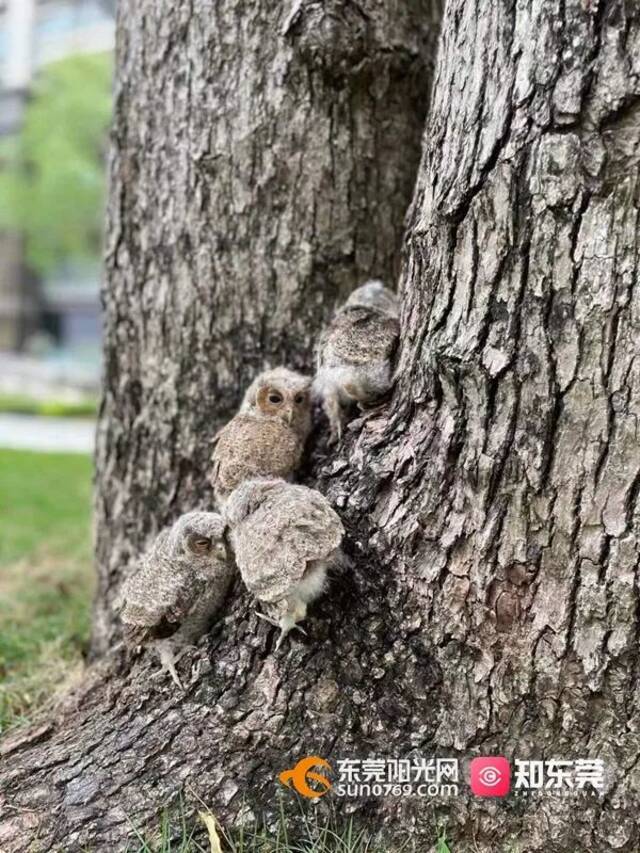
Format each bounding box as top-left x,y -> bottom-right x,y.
274,630 -> 290,652
256,611 -> 279,628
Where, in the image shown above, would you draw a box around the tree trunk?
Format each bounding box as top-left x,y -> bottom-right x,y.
2,0 -> 640,851
382,0 -> 640,846
91,0 -> 438,655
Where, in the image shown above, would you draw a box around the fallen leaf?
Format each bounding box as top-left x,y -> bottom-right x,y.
199,811 -> 223,853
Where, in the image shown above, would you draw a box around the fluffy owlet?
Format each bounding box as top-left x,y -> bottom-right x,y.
210,367 -> 312,509
314,280 -> 399,441
120,511 -> 234,689
225,478 -> 345,649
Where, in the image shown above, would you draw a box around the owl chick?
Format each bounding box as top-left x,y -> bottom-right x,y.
210,367 -> 312,509
314,280 -> 400,442
225,478 -> 345,649
120,511 -> 233,689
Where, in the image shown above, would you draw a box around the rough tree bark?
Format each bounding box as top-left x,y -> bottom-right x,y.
91,0 -> 437,654
1,0 -> 639,852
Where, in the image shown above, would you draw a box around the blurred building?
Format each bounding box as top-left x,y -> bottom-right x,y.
0,0 -> 114,357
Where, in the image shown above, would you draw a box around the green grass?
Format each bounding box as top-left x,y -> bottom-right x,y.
125,798 -> 425,853
435,827 -> 451,853
0,448 -> 94,733
0,392 -> 98,419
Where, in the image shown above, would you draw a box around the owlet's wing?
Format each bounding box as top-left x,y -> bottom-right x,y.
120,546 -> 205,645
235,485 -> 344,604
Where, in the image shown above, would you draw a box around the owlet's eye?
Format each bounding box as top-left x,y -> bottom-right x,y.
268,392 -> 283,405
188,535 -> 212,554
294,393 -> 305,405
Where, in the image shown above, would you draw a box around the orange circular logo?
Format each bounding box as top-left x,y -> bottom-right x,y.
278,756 -> 332,798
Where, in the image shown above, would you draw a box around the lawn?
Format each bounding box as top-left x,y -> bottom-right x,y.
0,448 -> 94,733
0,392 -> 98,419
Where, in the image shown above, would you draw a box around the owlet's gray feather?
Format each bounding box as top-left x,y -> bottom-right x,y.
120,511 -> 234,689
314,280 -> 399,442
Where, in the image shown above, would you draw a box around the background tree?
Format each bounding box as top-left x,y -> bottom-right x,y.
0,54 -> 113,275
1,0 -> 639,852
